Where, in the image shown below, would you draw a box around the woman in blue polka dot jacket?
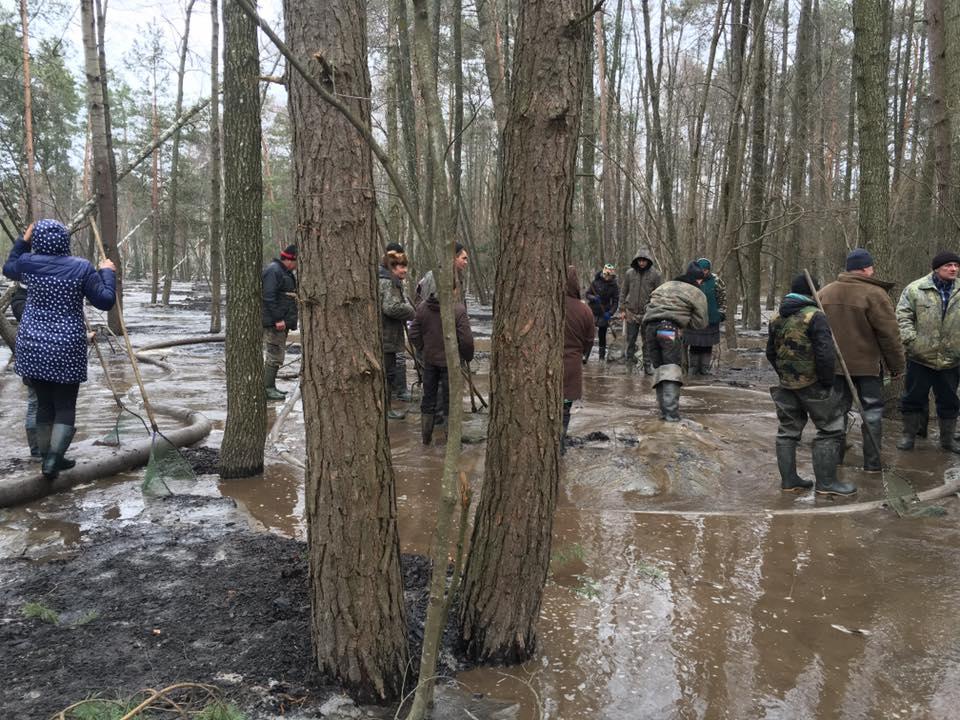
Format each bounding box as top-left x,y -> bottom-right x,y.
3,219 -> 116,479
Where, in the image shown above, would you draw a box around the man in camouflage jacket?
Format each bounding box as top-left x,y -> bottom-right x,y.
767,274 -> 852,496
896,251 -> 960,453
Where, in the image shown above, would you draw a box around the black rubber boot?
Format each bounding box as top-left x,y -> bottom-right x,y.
659,381 -> 682,422
938,418 -> 960,453
264,365 -> 286,401
643,361 -> 654,376
699,349 -> 712,375
35,423 -> 51,463
897,413 -> 923,450
776,440 -> 812,492
598,345 -> 606,361
689,353 -> 702,376
26,427 -> 41,461
861,419 -> 883,471
42,424 -> 76,480
421,414 -> 435,445
813,439 -> 856,496
917,411 -> 928,438
561,403 -> 572,455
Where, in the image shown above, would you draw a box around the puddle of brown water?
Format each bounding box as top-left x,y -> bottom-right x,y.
3,284 -> 960,718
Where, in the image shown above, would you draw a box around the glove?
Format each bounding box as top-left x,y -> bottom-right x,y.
602,311 -> 612,323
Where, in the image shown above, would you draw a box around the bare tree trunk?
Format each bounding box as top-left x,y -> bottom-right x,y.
853,0 -> 892,259
209,0 -> 223,333
459,0 -> 589,665
641,0 -> 678,262
20,0 -> 38,221
926,0 -> 952,236
580,27 -> 600,265
80,0 -> 122,335
787,0 -> 813,281
893,0 -> 917,194
745,0 -> 767,330
150,79 -> 161,305
476,0 -> 510,134
162,0 -> 197,305
220,0 -> 265,479
283,0 -> 408,702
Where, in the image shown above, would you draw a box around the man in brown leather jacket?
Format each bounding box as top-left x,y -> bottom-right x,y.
819,248 -> 905,471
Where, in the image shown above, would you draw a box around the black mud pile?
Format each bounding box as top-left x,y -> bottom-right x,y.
0,496 -> 466,719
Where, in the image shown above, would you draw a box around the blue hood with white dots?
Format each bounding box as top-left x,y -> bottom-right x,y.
31,219 -> 71,256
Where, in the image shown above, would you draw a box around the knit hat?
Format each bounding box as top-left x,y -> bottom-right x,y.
602,263 -> 616,277
683,261 -> 707,283
789,273 -> 819,296
695,257 -> 711,271
280,244 -> 298,260
385,242 -> 404,254
931,250 -> 960,270
845,248 -> 874,271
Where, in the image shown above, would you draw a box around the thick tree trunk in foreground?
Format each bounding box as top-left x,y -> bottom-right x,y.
219,0 -> 265,479
209,0 -> 223,333
459,0 -> 589,665
80,0 -> 122,334
284,0 -> 408,702
853,0 -> 892,257
20,0 -> 38,221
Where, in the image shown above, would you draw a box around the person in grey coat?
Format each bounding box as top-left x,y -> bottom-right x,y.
380,250 -> 415,419
620,246 -> 663,373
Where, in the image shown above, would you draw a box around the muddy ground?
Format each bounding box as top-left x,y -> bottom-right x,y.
0,491 -> 498,719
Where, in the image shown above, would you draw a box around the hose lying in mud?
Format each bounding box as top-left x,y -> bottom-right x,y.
603,469 -> 960,518
0,404 -> 212,508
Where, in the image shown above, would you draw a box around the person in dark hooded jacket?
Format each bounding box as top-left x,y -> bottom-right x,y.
584,264 -> 619,362
766,274 -> 851,496
620,246 -> 662,373
3,220 -> 116,479
379,250 -> 415,419
563,266 -> 596,452
408,281 -> 474,445
261,245 -> 298,400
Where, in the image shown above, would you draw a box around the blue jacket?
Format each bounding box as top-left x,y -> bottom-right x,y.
3,220 -> 116,383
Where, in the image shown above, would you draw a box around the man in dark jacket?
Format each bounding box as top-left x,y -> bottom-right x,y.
767,274 -> 851,496
819,248 -> 905,470
584,264 -> 619,362
262,245 -> 298,400
621,246 -> 662,373
642,262 -> 708,421
408,285 -> 474,445
564,266 -> 596,452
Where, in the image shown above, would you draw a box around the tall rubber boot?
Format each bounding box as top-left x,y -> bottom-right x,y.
26,427 -> 41,461
561,404 -> 572,455
776,439 -> 812,492
699,349 -> 713,375
421,414 -> 435,445
42,424 -> 76,480
659,381 -> 682,422
35,423 -> 52,464
897,413 -> 923,450
690,353 -> 702,376
264,365 -> 286,401
938,418 -> 960,453
598,345 -> 606,361
813,439 -> 856,496
861,419 -> 883,471
643,360 -> 654,376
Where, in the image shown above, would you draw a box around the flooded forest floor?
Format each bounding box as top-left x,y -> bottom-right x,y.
2,282 -> 960,719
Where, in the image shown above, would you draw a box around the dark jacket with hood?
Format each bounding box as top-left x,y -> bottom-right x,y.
766,293 -> 836,390
408,296 -> 474,368
620,246 -> 662,319
564,267 -> 596,401
585,272 -> 620,328
3,219 -> 116,383
379,265 -> 415,353
262,258 -> 298,330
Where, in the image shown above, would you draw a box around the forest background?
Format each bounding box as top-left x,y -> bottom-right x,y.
5,0 -> 958,336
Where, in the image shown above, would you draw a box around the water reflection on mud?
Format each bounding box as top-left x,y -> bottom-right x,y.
3,284 -> 960,718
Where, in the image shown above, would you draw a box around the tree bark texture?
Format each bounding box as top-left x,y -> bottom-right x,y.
925,0 -> 951,222
162,0 -> 197,306
283,0 -> 408,702
80,0 -> 122,334
459,0 -> 589,665
744,0 -> 767,330
220,0 -> 266,479
209,0 -> 223,333
853,0 -> 891,257
20,0 -> 38,221
787,0 -> 813,283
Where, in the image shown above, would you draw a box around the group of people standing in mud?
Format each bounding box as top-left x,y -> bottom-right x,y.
570,245 -> 960,499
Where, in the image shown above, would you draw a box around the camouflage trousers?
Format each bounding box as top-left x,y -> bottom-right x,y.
770,384 -> 844,445
263,327 -> 288,369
